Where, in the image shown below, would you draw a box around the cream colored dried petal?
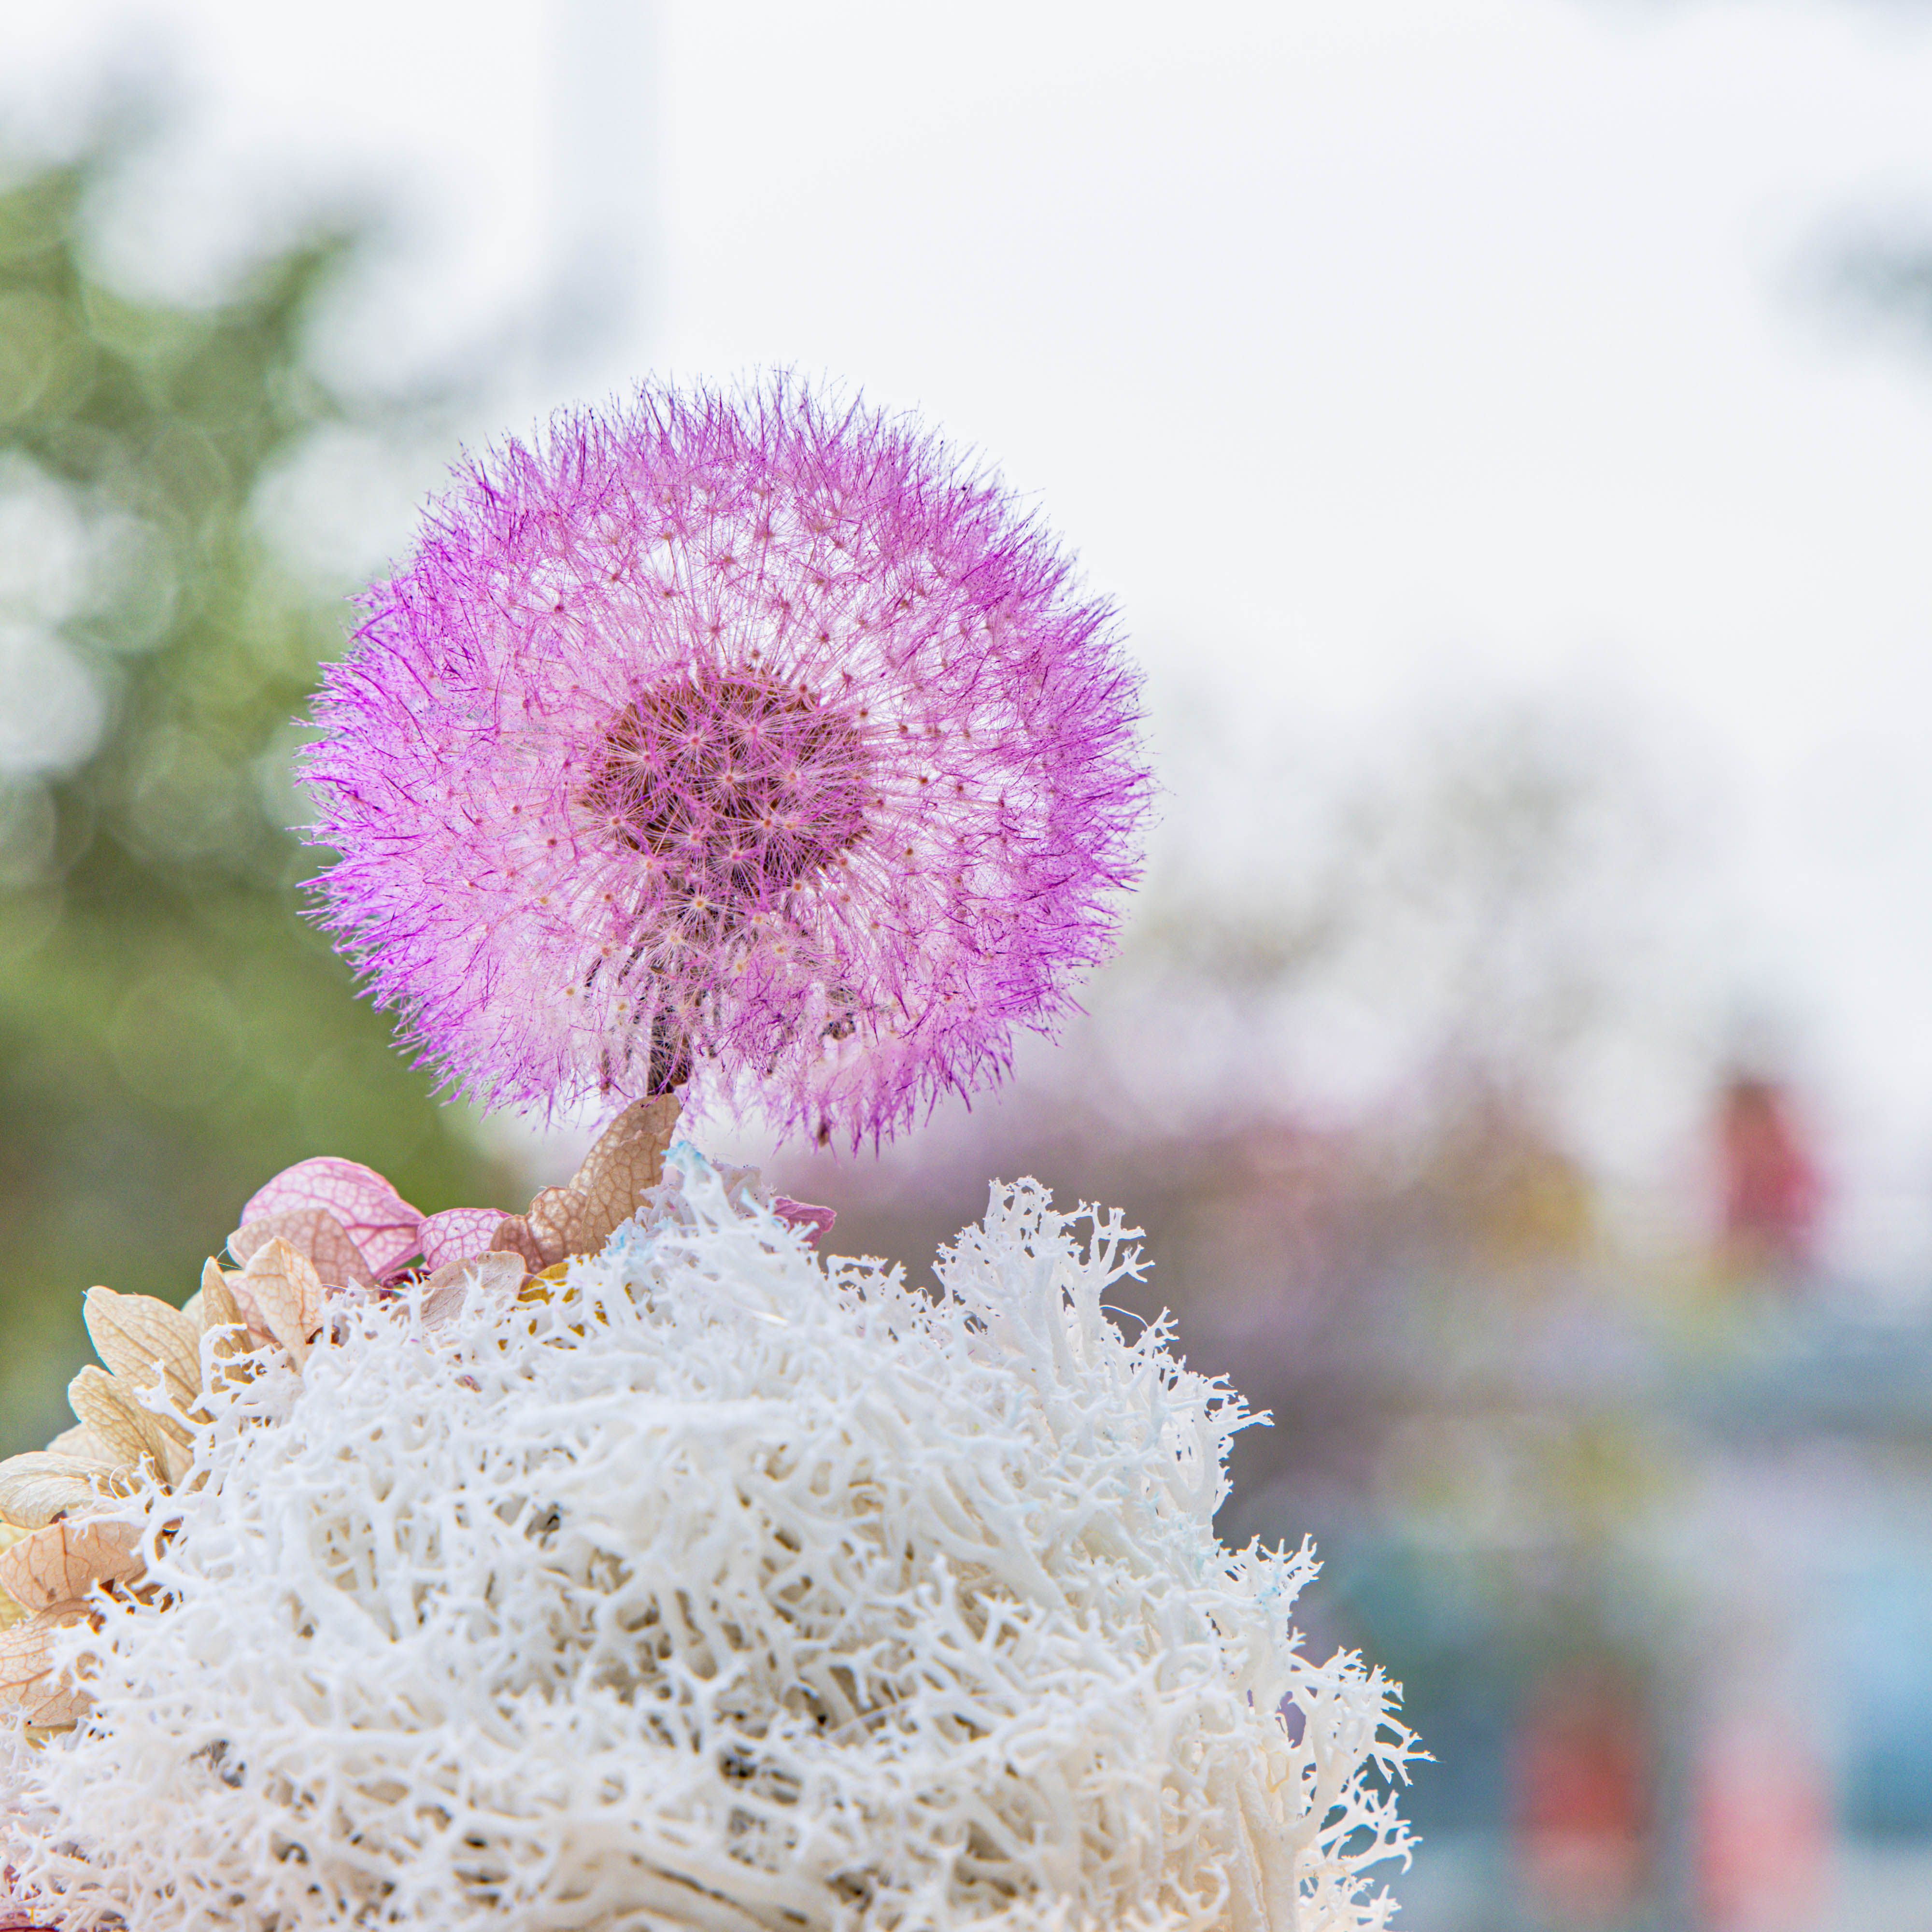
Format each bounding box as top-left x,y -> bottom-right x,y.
484,1213 -> 550,1272
195,1258 -> 248,1337
69,1365 -> 189,1485
64,1368 -> 152,1469
191,1257 -> 255,1374
237,1236 -> 325,1366
185,1264 -> 258,1396
526,1094 -> 679,1262
229,1207 -> 376,1290
520,1189 -> 573,1269
0,1522 -> 25,1629
0,1604 -> 93,1723
44,1422 -> 115,1465
24,1678 -> 89,1726
0,1518 -> 142,1614
0,1453 -> 119,1531
417,1251 -> 528,1332
222,1279 -> 270,1343
85,1286 -> 202,1417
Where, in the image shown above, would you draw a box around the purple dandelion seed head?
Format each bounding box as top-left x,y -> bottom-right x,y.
301,375 -> 1152,1147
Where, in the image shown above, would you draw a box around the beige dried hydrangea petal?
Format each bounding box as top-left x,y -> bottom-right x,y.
473,1213 -> 549,1272
235,1236 -> 326,1366
0,1453 -> 121,1531
43,1423 -> 116,1465
186,1262 -> 261,1394
194,1258 -> 246,1335
0,1519 -> 142,1615
229,1208 -> 376,1290
0,1521 -> 26,1629
185,1257 -> 251,1331
416,1251 -> 529,1332
0,1603 -> 94,1723
84,1287 -> 202,1418
526,1094 -> 678,1263
61,1370 -> 154,1472
519,1193 -> 573,1270
68,1366 -> 190,1486
21,1677 -> 90,1727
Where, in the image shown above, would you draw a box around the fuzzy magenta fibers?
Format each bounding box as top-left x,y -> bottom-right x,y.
303,380 -> 1150,1144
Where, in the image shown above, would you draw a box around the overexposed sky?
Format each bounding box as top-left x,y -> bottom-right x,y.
10,0 -> 1932,1263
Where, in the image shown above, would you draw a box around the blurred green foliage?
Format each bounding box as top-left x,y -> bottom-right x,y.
0,141 -> 500,1455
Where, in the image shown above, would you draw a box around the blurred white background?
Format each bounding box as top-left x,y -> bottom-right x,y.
11,0 -> 1932,1278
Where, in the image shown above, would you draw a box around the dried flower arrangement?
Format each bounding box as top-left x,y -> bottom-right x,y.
0,379 -> 1416,1930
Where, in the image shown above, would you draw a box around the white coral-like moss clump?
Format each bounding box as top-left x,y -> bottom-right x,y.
1,1158 -> 1415,1931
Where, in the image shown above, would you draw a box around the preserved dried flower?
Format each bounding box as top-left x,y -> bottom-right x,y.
0,1163 -> 1414,1931
304,378 -> 1150,1143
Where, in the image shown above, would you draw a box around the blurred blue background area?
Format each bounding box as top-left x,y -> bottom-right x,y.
8,3 -> 1932,1926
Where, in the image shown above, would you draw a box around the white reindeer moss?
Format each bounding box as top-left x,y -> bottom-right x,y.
2,1159 -> 1416,1931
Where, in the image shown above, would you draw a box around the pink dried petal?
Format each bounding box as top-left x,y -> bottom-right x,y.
240,1158 -> 424,1279
229,1208 -> 376,1291
772,1196 -> 837,1246
418,1208 -> 515,1271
